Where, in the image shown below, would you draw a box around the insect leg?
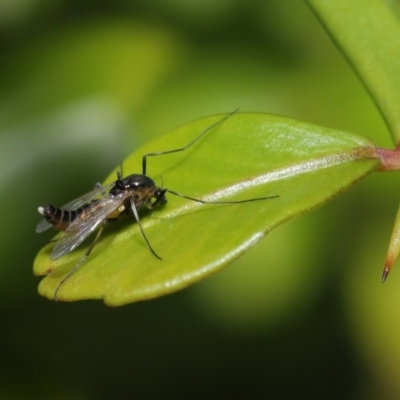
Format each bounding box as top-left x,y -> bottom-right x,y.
53,223 -> 105,302
141,109 -> 239,175
166,189 -> 279,204
129,198 -> 162,260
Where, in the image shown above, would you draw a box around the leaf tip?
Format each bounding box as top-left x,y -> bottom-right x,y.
382,264 -> 391,283
382,256 -> 395,282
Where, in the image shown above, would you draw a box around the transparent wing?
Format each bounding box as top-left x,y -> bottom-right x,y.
50,193 -> 127,260
36,181 -> 116,233
61,182 -> 116,211
36,218 -> 53,233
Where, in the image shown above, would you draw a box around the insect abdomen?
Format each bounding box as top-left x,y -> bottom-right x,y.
38,205 -> 84,231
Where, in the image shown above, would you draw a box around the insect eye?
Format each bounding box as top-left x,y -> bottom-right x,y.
115,180 -> 125,190
154,189 -> 167,205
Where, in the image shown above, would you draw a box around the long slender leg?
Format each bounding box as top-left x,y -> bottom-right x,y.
142,109 -> 238,175
54,224 -> 105,301
129,198 -> 162,260
166,189 -> 279,204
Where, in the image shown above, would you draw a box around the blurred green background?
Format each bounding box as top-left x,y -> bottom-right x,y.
1,0 -> 399,399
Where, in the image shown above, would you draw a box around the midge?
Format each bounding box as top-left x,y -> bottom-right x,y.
37,110 -> 279,301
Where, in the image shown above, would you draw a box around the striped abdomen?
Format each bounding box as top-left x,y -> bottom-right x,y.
38,204 -> 87,231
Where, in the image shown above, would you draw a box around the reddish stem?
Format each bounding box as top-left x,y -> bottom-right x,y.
376,145 -> 400,171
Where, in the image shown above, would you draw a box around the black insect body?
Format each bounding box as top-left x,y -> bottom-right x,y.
109,174 -> 168,212
37,110 -> 279,301
38,204 -> 86,232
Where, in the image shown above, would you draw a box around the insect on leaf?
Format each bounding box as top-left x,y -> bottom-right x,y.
34,112 -> 380,306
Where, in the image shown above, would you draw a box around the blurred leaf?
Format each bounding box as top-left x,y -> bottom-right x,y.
0,20 -> 184,125
343,212 -> 400,394
307,0 -> 400,143
34,112 -> 380,306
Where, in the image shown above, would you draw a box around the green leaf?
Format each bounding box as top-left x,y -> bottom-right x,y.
33,113 -> 380,306
306,0 -> 400,143
382,197 -> 400,280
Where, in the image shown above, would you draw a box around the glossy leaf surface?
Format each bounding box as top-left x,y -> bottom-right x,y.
307,0 -> 400,143
34,113 -> 380,305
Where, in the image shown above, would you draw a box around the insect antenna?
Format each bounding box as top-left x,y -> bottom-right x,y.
166,189 -> 279,205
54,224 -> 105,301
141,109 -> 239,175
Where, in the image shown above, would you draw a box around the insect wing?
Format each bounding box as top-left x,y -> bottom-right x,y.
36,218 -> 53,233
36,182 -> 115,233
50,193 -> 126,261
61,182 -> 115,211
